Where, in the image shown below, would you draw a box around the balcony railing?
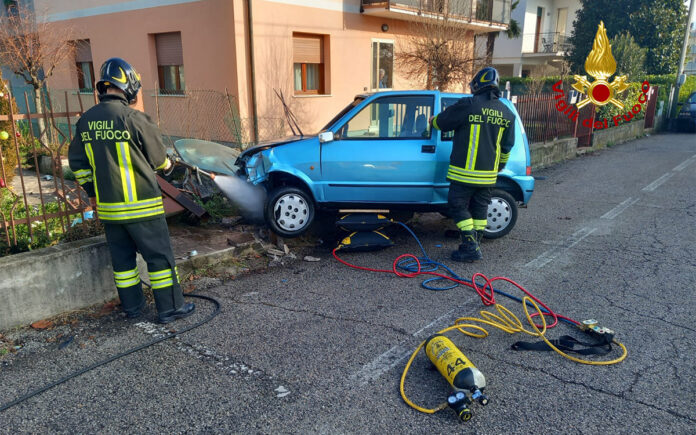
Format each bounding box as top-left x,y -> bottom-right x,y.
361,0 -> 511,26
521,32 -> 571,54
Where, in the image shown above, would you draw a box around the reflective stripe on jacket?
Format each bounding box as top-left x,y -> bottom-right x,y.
432,90 -> 516,186
68,94 -> 168,223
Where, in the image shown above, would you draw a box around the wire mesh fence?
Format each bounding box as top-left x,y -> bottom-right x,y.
141,89 -> 285,148
47,88 -> 287,148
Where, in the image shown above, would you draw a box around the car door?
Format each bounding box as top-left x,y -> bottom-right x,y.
431,95 -> 467,204
320,94 -> 436,203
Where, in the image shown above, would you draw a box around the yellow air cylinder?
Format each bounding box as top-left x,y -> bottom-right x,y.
425,334 -> 489,420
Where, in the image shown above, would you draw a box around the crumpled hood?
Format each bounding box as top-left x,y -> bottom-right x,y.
238,135 -> 307,160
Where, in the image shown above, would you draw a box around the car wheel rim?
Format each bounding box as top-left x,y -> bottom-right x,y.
486,197 -> 511,234
273,193 -> 309,232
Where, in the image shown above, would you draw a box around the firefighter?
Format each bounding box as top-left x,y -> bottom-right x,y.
68,57 -> 195,323
430,67 -> 516,262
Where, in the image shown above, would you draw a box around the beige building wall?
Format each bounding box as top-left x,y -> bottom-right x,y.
251,0 -> 434,134
41,0 -> 485,141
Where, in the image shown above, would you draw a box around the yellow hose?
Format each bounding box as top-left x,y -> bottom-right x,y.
400,297 -> 628,414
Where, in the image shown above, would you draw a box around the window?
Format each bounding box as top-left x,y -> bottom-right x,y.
440,97 -> 460,141
339,96 -> 433,140
3,0 -> 18,16
155,32 -> 185,95
293,33 -> 325,95
371,40 -> 393,90
74,39 -> 94,92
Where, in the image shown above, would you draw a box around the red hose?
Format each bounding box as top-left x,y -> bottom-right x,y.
332,248 -> 580,328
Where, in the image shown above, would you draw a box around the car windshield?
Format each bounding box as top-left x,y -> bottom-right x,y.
687,93 -> 696,104
321,97 -> 364,131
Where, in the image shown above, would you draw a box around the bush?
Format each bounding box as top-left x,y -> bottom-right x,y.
596,82 -> 647,122
0,190 -> 86,257
195,193 -> 238,221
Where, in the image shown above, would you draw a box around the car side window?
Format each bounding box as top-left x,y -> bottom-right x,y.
342,95 -> 433,140
440,97 -> 460,142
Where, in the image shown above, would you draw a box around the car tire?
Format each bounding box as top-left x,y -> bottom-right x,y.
484,189 -> 517,239
265,186 -> 315,238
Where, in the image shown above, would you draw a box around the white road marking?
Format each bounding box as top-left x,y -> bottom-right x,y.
412,309 -> 457,337
525,227 -> 597,269
349,308 -> 456,386
349,344 -> 413,386
642,173 -> 675,192
672,155 -> 696,172
601,197 -> 639,220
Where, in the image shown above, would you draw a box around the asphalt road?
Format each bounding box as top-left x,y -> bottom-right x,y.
1,133 -> 695,434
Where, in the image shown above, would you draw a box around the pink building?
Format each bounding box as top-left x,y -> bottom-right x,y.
39,0 -> 510,142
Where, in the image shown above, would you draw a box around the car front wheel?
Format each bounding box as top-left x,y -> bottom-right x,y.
484,189 -> 518,239
265,186 -> 315,238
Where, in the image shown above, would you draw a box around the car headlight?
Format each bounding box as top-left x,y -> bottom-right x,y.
245,154 -> 264,182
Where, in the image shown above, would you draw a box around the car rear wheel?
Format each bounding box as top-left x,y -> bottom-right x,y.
484,189 -> 517,239
265,186 -> 315,238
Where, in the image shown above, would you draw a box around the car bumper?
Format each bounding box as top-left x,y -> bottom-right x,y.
510,175 -> 535,205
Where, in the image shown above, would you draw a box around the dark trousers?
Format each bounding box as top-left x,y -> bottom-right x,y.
448,182 -> 491,231
104,216 -> 183,315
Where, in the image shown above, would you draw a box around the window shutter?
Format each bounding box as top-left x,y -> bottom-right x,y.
293,34 -> 323,64
75,40 -> 92,63
155,32 -> 183,66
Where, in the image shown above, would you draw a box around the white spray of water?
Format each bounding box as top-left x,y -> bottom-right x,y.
213,175 -> 266,222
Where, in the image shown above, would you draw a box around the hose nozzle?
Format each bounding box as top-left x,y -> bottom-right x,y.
173,156 -> 215,180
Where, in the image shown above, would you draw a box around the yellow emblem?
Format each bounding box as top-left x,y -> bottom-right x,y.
572,21 -> 629,109
111,67 -> 128,84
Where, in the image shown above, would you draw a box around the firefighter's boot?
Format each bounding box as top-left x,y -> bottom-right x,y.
154,287 -> 195,324
118,285 -> 146,318
451,230 -> 482,262
475,229 -> 485,245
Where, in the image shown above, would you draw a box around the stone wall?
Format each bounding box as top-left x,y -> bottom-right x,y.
591,120 -> 645,149
0,236 -> 115,330
529,137 -> 578,170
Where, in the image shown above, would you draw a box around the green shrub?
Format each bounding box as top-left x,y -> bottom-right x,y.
0,191 -> 85,257
596,82 -> 647,122
195,193 -> 238,221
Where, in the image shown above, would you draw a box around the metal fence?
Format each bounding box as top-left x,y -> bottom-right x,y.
514,88 -> 659,146
515,93 -> 578,144
0,88 -> 91,254
361,0 -> 511,25
521,32 -> 572,54
140,89 -> 285,147
48,88 -> 287,148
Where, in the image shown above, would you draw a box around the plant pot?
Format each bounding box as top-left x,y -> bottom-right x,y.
38,155 -> 55,175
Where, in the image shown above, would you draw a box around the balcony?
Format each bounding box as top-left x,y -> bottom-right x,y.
521,32 -> 571,56
361,0 -> 511,32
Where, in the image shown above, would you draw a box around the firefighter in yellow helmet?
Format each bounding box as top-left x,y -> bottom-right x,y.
68,57 -> 194,323
430,67 -> 516,262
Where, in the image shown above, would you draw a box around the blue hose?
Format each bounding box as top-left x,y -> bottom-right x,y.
393,222 -> 576,326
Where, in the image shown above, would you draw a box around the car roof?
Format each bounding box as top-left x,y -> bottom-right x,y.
356,90 -> 473,99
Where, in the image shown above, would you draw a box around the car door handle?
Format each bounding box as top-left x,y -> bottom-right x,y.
421,145 -> 436,153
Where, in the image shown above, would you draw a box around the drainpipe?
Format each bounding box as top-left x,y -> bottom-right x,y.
247,0 -> 259,144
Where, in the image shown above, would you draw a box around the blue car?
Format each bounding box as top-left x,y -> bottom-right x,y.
236,90 -> 534,238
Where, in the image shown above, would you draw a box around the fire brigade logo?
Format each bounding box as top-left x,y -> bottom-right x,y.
572,21 -> 629,109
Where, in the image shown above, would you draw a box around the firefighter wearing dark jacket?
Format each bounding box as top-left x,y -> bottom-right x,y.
68,57 -> 195,323
430,67 -> 516,262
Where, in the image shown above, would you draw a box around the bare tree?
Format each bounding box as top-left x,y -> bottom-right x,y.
0,2 -> 75,142
397,13 -> 486,91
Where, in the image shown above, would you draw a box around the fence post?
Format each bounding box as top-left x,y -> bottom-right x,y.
7,87 -> 33,241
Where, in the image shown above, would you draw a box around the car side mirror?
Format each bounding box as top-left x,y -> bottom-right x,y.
318,131 -> 334,143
